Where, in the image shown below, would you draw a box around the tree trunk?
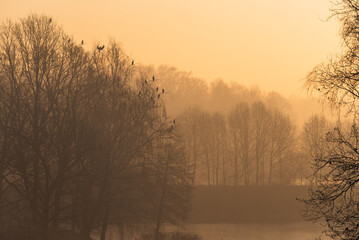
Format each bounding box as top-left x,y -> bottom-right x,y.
268,155 -> 273,185
255,148 -> 259,186
40,220 -> 49,240
80,219 -> 92,240
100,206 -> 109,240
155,155 -> 170,240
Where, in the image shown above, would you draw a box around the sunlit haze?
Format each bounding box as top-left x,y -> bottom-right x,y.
2,1 -> 356,240
1,0 -> 341,97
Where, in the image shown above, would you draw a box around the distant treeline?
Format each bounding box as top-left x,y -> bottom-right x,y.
137,66 -> 335,187
188,186 -> 308,223
177,105 -> 333,186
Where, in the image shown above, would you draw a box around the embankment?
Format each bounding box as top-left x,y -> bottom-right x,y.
187,186 -> 309,223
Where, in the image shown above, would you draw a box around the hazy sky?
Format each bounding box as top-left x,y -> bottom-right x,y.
0,0 -> 341,97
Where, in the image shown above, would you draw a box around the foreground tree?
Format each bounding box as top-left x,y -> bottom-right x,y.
303,1 -> 359,239
0,14 -> 192,240
0,15 -> 90,240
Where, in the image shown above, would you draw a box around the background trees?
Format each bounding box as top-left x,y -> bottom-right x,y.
177,99 -> 302,187
227,102 -> 251,186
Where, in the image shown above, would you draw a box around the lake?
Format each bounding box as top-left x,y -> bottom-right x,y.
176,222 -> 329,240
100,221 -> 328,240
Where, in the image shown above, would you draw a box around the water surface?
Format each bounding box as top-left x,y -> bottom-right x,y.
181,222 -> 328,240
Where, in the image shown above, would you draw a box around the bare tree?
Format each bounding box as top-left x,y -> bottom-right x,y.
303,1 -> 359,239
228,102 -> 251,186
0,15 -> 194,240
251,101 -> 270,185
153,133 -> 192,240
177,106 -> 203,184
230,103 -> 251,186
271,111 -> 296,185
301,114 -> 329,185
0,14 -> 91,240
303,126 -> 359,239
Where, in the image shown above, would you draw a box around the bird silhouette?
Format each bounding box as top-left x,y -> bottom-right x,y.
132,60 -> 134,65
152,75 -> 155,81
49,18 -> 52,23
81,40 -> 84,45
158,94 -> 160,99
156,87 -> 159,92
145,80 -> 147,84
162,89 -> 164,93
97,45 -> 105,52
68,39 -> 70,43
173,119 -> 176,125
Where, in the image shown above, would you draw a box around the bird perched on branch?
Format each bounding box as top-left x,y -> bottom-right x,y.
132,60 -> 134,65
97,45 -> 105,52
81,40 -> 84,45
152,75 -> 155,81
49,18 -> 52,23
156,87 -> 159,92
145,80 -> 147,84
162,89 -> 164,94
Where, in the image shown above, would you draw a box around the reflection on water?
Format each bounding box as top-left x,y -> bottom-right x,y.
180,222 -> 328,240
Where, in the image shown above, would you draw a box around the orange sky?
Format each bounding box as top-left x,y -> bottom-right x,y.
0,0 -> 341,97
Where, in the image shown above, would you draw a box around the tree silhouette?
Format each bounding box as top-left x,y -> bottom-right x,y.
303,1 -> 359,239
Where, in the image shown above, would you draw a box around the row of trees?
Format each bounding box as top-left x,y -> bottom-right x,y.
135,66 -> 327,187
177,101 -> 331,187
137,64 -> 323,128
0,15 -> 192,240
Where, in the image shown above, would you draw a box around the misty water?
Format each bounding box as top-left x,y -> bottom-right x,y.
166,222 -> 328,240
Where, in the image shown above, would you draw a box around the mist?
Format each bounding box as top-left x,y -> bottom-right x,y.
0,1 -> 356,240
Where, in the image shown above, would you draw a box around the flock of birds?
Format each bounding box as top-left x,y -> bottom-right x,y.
51,18 -> 168,105
138,75 -> 165,101
48,17 -> 175,129
137,74 -> 176,132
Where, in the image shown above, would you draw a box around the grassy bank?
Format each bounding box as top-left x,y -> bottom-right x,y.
187,185 -> 309,223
